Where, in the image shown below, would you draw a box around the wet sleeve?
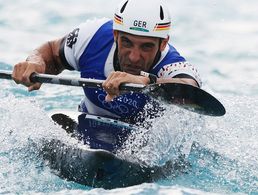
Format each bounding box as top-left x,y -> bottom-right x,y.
157,61 -> 202,87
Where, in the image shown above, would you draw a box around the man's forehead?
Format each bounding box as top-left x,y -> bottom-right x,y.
118,31 -> 159,42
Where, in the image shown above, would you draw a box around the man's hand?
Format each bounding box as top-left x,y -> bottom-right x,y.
102,71 -> 198,102
102,71 -> 149,102
12,38 -> 66,92
12,61 -> 45,91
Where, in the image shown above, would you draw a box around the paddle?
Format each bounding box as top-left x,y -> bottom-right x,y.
0,70 -> 226,116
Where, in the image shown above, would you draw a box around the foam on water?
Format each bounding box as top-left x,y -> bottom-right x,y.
1,93 -> 257,194
115,94 -> 258,194
50,183 -> 230,195
184,95 -> 258,193
0,96 -> 91,193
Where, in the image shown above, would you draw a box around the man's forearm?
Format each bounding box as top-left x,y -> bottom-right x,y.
157,77 -> 199,87
26,38 -> 65,75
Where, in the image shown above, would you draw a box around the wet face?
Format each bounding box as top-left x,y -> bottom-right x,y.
114,31 -> 168,75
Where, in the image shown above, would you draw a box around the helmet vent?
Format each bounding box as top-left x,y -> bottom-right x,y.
160,6 -> 164,20
120,0 -> 129,13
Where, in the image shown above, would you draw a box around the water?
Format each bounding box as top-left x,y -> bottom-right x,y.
0,0 -> 258,194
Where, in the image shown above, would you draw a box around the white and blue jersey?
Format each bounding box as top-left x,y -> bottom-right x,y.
60,18 -> 202,121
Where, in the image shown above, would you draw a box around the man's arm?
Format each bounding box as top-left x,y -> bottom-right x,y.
156,61 -> 202,88
12,37 -> 66,91
157,77 -> 199,87
102,71 -> 199,102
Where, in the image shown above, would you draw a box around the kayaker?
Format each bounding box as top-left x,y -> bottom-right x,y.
12,0 -> 202,122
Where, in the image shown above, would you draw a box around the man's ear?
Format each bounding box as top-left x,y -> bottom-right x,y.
160,36 -> 169,51
113,30 -> 119,41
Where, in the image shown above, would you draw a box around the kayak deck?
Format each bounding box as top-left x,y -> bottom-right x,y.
40,111 -> 190,189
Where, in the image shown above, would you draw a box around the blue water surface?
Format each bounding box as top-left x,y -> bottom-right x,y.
0,0 -> 258,194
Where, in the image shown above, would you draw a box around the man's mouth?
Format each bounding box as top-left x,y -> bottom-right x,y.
123,66 -> 141,75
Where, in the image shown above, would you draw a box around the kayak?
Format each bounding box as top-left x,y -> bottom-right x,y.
0,70 -> 227,189
40,111 -> 190,189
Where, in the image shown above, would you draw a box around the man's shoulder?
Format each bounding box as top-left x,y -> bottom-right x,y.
65,17 -> 112,50
63,18 -> 113,70
79,18 -> 112,31
166,43 -> 182,55
77,18 -> 113,42
156,44 -> 186,67
81,17 -> 111,25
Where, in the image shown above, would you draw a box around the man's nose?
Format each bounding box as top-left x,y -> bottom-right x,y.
128,48 -> 141,64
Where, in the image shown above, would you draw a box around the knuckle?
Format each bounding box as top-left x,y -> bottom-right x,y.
21,74 -> 28,82
120,72 -> 127,77
34,84 -> 40,90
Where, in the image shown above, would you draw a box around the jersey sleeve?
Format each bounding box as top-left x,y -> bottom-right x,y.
60,18 -> 110,70
157,61 -> 202,87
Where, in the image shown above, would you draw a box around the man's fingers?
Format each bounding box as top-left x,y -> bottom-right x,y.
23,68 -> 36,84
103,82 -> 119,102
105,94 -> 117,102
103,71 -> 132,101
12,61 -> 44,91
102,71 -> 116,88
28,83 -> 42,92
12,62 -> 31,84
12,63 -> 26,84
104,86 -> 119,99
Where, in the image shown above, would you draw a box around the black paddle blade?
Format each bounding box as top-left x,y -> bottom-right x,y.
145,83 -> 226,116
51,113 -> 78,134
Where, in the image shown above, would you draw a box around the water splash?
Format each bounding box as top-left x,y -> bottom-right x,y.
118,104 -> 204,166
0,95 -> 86,193
117,95 -> 258,194
0,93 -> 257,194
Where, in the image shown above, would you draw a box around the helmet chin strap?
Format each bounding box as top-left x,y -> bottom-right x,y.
113,41 -> 121,71
150,38 -> 163,70
113,40 -> 162,73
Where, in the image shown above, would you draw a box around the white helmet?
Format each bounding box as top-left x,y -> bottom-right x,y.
113,0 -> 171,38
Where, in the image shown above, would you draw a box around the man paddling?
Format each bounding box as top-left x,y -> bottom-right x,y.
12,0 -> 202,122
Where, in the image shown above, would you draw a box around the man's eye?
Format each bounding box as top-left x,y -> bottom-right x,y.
142,44 -> 154,51
121,39 -> 132,47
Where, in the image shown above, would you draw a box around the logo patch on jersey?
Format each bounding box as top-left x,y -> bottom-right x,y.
66,28 -> 80,48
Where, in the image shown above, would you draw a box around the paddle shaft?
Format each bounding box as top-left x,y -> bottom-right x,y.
0,70 -> 226,116
0,70 -> 145,92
